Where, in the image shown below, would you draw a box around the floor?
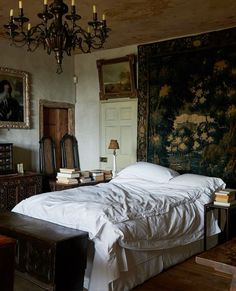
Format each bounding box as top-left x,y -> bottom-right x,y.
14,256 -> 232,291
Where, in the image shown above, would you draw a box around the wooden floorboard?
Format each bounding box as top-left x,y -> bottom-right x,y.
133,256 -> 232,291
14,255 -> 232,290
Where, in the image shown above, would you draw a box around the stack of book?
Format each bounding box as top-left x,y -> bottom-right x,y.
90,170 -> 105,182
56,168 -> 80,185
103,170 -> 112,181
213,188 -> 236,206
79,171 -> 92,184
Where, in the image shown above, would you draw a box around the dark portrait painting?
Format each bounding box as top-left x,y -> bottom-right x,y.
0,67 -> 30,129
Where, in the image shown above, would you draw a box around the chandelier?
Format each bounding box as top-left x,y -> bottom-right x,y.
4,0 -> 110,73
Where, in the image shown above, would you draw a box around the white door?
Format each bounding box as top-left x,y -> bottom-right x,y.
100,99 -> 137,173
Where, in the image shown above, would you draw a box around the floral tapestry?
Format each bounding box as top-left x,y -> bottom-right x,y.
138,28 -> 236,187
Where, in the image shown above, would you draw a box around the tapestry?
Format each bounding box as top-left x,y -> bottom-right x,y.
138,28 -> 236,187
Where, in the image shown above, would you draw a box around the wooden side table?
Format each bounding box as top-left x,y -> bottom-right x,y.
0,235 -> 16,291
49,179 -> 111,191
196,238 -> 236,291
204,202 -> 236,250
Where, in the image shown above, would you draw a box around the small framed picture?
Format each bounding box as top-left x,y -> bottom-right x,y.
17,163 -> 24,174
97,54 -> 137,100
0,67 -> 30,129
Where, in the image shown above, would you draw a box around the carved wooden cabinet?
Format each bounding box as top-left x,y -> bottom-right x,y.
0,212 -> 88,291
0,143 -> 13,174
0,172 -> 42,212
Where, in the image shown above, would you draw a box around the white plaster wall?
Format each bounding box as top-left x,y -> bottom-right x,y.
0,39 -> 75,171
74,45 -> 137,170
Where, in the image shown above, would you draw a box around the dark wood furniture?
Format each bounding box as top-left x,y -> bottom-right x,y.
60,133 -> 80,169
204,202 -> 236,250
39,136 -> 57,192
0,143 -> 13,174
0,172 -> 42,212
0,234 -> 16,291
39,136 -> 57,176
0,211 -> 88,291
196,238 -> 236,291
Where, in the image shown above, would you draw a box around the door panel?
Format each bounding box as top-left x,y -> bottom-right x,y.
100,100 -> 137,172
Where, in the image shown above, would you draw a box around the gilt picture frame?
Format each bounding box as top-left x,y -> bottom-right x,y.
97,54 -> 137,100
0,67 -> 30,129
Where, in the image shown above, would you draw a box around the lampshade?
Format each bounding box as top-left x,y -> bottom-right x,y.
108,139 -> 119,150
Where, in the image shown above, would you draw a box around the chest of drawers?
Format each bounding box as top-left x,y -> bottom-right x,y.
0,143 -> 13,174
0,172 -> 42,211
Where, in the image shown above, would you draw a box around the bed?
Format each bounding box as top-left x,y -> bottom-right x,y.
12,161 -> 226,291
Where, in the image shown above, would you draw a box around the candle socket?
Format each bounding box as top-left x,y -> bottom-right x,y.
19,8 -> 23,17
93,12 -> 97,21
71,5 -> 76,14
43,4 -> 48,13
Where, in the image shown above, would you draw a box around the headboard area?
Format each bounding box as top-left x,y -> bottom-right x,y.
137,27 -> 236,188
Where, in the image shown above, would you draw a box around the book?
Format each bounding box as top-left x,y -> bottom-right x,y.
213,200 -> 236,207
215,188 -> 236,195
80,171 -> 90,178
214,193 -> 235,202
57,172 -> 80,178
92,175 -> 104,182
79,177 -> 92,183
59,168 -> 79,174
56,177 -> 78,184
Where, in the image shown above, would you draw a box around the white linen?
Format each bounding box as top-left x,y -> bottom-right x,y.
116,161 -> 179,183
12,178 -> 220,290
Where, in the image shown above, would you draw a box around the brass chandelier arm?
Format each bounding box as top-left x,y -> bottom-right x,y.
3,0 -> 110,74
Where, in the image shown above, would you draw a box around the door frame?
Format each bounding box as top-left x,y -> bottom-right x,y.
39,99 -> 75,138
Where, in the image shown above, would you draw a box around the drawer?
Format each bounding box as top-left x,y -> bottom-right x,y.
0,145 -> 12,151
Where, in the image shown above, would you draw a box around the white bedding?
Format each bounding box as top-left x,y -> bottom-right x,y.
12,175 -> 222,291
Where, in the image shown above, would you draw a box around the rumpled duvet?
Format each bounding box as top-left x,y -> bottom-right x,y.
12,178 -> 220,290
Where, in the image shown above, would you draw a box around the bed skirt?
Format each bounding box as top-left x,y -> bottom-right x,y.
84,235 -> 217,291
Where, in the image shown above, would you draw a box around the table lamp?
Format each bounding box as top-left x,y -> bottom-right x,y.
108,139 -> 120,178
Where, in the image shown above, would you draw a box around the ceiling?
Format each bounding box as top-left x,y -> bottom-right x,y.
1,0 -> 236,52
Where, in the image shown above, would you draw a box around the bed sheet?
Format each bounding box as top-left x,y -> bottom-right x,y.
12,179 -> 220,291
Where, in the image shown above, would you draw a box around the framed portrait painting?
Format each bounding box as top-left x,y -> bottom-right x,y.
97,54 -> 137,100
0,67 -> 30,129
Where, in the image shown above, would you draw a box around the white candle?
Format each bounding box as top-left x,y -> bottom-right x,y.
44,0 -> 47,5
72,0 -> 75,6
93,5 -> 96,13
28,23 -> 31,31
102,13 -> 106,21
10,9 -> 13,17
19,1 -> 22,9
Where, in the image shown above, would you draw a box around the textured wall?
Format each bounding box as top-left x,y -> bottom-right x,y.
0,39 -> 75,172
74,45 -> 137,170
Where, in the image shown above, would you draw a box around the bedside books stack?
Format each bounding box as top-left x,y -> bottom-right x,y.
103,170 -> 112,181
79,171 -> 92,184
90,170 -> 104,182
56,168 -> 80,184
213,188 -> 236,206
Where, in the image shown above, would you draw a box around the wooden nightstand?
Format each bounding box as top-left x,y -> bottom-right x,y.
49,179 -> 111,191
204,202 -> 236,250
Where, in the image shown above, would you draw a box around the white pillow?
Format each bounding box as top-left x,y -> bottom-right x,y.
116,162 -> 179,183
169,173 -> 226,192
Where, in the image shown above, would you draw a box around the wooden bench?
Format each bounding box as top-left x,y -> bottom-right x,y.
0,211 -> 88,291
